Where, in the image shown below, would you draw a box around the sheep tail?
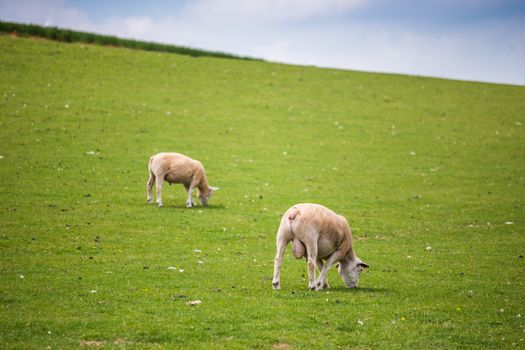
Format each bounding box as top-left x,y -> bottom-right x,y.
288,207 -> 300,221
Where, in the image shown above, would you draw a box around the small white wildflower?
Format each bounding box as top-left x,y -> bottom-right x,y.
500,308 -> 505,313
167,266 -> 177,270
193,249 -> 202,253
426,246 -> 432,251
19,275 -> 24,279
410,151 -> 416,156
65,104 -> 69,108
357,320 -> 364,326
282,151 -> 288,156
179,269 -> 184,273
505,221 -> 514,225
188,300 -> 202,306
90,290 -> 97,293
0,156 -> 4,160
198,260 -> 204,264
406,255 -> 412,259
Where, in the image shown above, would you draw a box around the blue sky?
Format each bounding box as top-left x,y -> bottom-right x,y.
1,0 -> 524,85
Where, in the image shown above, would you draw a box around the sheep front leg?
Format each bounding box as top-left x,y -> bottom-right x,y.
185,185 -> 196,208
184,185 -> 196,207
316,259 -> 330,289
316,251 -> 344,290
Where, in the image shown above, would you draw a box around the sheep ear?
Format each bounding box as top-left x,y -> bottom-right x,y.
210,186 -> 219,191
358,261 -> 370,269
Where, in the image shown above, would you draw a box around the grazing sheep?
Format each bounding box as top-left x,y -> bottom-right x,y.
147,152 -> 218,208
272,203 -> 369,291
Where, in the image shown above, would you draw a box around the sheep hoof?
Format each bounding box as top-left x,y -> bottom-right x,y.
186,202 -> 192,208
157,203 -> 163,208
272,282 -> 280,290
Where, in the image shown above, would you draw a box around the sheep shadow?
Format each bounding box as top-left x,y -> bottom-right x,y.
144,203 -> 227,210
326,286 -> 389,294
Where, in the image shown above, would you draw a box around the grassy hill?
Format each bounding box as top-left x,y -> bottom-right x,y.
0,33 -> 524,349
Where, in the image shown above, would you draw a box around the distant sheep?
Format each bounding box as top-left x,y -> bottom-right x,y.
272,203 -> 369,290
147,152 -> 218,208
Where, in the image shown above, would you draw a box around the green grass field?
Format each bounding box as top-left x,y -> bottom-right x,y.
1,34 -> 524,349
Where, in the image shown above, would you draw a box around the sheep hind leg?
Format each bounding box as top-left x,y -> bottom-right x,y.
272,237 -> 288,290
272,222 -> 293,290
147,172 -> 155,204
155,176 -> 164,207
302,237 -> 319,291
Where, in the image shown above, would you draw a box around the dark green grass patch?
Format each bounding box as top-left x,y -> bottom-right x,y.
0,20 -> 258,61
0,35 -> 524,349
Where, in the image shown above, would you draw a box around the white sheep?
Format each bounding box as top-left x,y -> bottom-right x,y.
147,152 -> 218,208
272,203 -> 369,290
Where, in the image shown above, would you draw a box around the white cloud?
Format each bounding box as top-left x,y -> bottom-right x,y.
101,16 -> 155,38
0,0 -> 523,85
0,0 -> 91,30
181,0 -> 365,23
